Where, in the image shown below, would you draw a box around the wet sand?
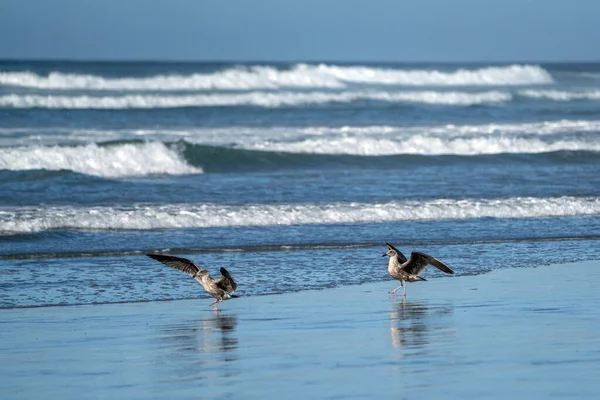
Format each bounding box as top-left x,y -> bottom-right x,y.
2,260 -> 600,399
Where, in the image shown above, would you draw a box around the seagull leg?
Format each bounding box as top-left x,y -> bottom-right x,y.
210,299 -> 221,311
403,285 -> 407,297
389,282 -> 403,294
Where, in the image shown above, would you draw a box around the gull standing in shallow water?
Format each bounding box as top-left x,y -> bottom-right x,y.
146,254 -> 237,311
383,243 -> 454,297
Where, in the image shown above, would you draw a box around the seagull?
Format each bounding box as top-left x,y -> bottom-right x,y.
383,243 -> 454,297
146,254 -> 237,311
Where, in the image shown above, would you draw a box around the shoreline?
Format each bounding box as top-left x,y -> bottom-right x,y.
2,260 -> 600,399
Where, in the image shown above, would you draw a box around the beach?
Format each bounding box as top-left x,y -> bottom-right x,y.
2,260 -> 599,399
2,60 -> 600,399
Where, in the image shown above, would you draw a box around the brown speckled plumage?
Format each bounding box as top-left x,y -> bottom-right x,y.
146,254 -> 237,310
383,243 -> 453,296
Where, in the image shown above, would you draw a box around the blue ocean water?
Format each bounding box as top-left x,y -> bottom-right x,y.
1,61 -> 600,308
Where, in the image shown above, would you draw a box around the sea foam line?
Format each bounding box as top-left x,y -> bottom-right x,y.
1,197 -> 598,234
285,120 -> 600,140
311,64 -> 553,86
0,64 -> 553,91
247,136 -> 600,156
3,119 -> 600,147
0,90 -> 511,109
0,131 -> 598,160
520,89 -> 600,101
0,142 -> 200,178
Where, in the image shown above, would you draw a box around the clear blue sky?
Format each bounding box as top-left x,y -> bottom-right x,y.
1,0 -> 598,62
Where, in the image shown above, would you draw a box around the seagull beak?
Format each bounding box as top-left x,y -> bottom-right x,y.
382,253 -> 387,257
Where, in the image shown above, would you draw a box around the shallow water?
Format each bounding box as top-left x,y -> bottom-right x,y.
2,261 -> 599,399
2,238 -> 600,308
2,61 -> 600,308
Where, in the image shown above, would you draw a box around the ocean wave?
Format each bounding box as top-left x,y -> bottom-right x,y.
0,142 -> 200,178
246,136 -> 600,156
1,196 -> 598,234
0,90 -> 511,109
519,89 -> 600,101
2,145 -> 596,176
574,72 -> 600,80
0,67 -> 343,91
4,119 -> 600,147
283,120 -> 600,140
0,64 -> 552,91
413,119 -> 600,136
308,64 -> 553,86
1,135 -> 598,177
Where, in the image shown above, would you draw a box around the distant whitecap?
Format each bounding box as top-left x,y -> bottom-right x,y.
3,119 -> 600,147
520,89 -> 600,101
0,64 -> 553,91
0,90 -> 511,109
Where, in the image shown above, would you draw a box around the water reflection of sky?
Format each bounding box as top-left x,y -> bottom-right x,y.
157,312 -> 239,383
389,299 -> 454,350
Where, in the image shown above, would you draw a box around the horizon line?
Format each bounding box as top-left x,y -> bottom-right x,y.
1,57 -> 600,64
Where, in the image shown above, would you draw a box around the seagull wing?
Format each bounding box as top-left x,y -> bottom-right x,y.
146,254 -> 203,277
402,251 -> 454,276
215,267 -> 237,295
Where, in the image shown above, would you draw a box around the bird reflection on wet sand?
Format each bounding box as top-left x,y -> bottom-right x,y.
389,299 -> 453,349
158,313 -> 239,382
200,313 -> 238,354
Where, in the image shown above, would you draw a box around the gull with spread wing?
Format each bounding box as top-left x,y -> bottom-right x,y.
146,254 -> 237,311
383,243 -> 454,297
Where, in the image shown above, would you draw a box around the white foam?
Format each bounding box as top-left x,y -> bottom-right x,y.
520,90 -> 600,101
0,64 -> 552,91
414,119 -> 600,137
247,135 -> 600,156
1,196 -> 598,234
288,120 -> 600,139
0,68 -> 344,91
0,90 -> 511,109
2,119 -> 599,154
0,142 -> 200,178
4,119 -> 600,147
310,64 -> 553,86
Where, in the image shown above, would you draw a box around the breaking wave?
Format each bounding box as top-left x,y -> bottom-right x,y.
520,89 -> 600,101
0,64 -> 553,91
0,142 -> 200,178
1,130 -> 599,177
1,196 -> 598,234
7,88 -> 600,109
3,119 -> 600,147
0,90 -> 511,109
246,136 -> 600,156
